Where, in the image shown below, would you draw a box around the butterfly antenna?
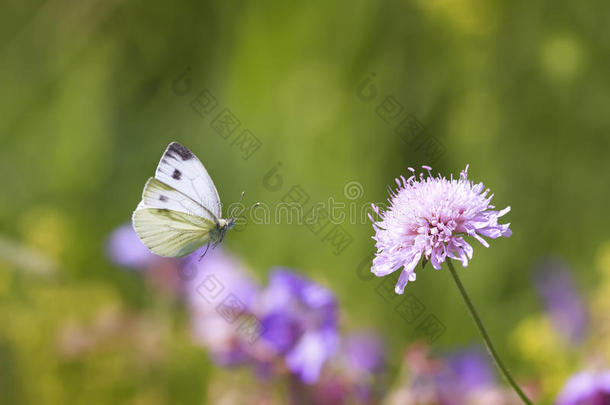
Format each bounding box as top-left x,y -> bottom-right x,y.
239,192 -> 245,211
229,192 -> 247,219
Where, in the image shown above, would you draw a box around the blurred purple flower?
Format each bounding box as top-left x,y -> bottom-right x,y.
344,332 -> 386,374
394,344 -> 509,405
259,312 -> 303,354
258,269 -> 339,384
436,347 -> 495,401
370,165 -> 511,294
106,223 -> 155,269
534,257 -> 589,344
312,378 -> 348,405
286,328 -> 339,384
556,371 -> 610,405
342,332 -> 387,404
182,247 -> 261,366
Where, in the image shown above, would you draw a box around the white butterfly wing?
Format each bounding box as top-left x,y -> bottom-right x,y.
132,207 -> 215,257
154,142 -> 222,219
141,177 -> 217,223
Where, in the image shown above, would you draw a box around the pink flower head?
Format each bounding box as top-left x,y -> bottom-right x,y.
369,165 -> 512,294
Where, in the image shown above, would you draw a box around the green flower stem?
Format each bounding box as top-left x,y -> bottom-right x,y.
446,258 -> 533,405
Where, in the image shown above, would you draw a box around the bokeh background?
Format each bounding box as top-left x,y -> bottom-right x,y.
1,1 -> 610,404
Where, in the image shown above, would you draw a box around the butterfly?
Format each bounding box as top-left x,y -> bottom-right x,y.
132,142 -> 241,258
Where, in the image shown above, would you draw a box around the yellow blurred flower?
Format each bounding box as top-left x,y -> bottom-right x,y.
0,265 -> 9,296
18,206 -> 71,262
511,314 -> 572,396
588,240 -> 610,363
540,34 -> 585,83
596,240 -> 610,279
417,0 -> 496,36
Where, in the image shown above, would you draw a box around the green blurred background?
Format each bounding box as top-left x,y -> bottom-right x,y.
1,0 -> 609,403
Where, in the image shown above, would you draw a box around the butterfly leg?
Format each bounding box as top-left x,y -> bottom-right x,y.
198,243 -> 211,261
220,227 -> 228,244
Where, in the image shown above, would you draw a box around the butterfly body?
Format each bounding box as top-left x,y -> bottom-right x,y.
210,218 -> 234,245
132,142 -> 232,257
